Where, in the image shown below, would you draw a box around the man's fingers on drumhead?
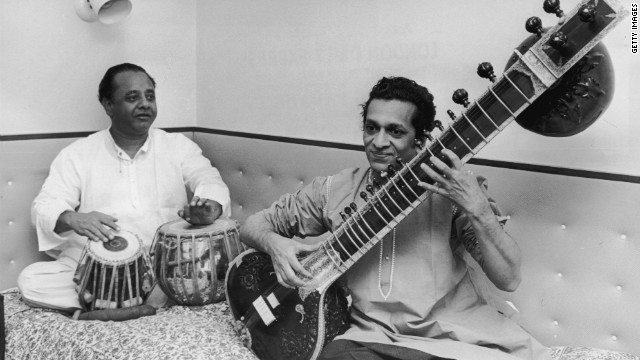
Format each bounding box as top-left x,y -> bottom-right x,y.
182,205 -> 191,220
99,227 -> 115,240
91,226 -> 111,242
83,228 -> 101,242
102,220 -> 119,232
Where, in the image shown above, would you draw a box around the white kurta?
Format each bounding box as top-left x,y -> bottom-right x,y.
260,167 -> 551,360
19,128 -> 231,310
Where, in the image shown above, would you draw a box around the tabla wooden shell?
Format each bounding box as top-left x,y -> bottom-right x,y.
73,230 -> 155,311
151,218 -> 245,306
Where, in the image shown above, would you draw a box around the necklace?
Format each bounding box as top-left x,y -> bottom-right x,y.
378,229 -> 396,300
368,168 -> 396,301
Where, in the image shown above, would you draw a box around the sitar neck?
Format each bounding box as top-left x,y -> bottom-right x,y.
315,0 -> 627,280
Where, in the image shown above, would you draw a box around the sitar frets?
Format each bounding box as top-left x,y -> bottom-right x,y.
320,67 -> 536,276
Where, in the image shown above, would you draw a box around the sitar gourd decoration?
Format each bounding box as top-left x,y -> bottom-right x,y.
225,1 -> 628,359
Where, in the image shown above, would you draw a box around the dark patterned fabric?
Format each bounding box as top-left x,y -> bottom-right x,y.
549,347 -> 639,360
3,288 -> 256,360
2,288 -> 638,360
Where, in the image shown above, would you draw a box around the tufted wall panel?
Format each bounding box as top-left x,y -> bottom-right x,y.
0,138 -> 78,291
1,131 -> 639,356
465,165 -> 640,354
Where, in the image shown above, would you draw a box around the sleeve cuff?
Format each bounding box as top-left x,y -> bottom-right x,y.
194,185 -> 231,218
35,203 -> 75,252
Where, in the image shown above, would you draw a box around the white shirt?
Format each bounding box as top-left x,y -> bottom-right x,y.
32,128 -> 231,259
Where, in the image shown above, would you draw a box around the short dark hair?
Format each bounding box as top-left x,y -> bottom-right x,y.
361,76 -> 436,140
98,63 -> 156,103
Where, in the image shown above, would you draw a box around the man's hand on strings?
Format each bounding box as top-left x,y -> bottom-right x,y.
417,149 -> 490,215
265,235 -> 323,289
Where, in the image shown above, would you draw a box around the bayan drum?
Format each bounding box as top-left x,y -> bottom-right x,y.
152,217 -> 245,306
73,230 -> 155,311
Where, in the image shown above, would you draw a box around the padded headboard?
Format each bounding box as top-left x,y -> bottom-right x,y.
1,130 -> 639,356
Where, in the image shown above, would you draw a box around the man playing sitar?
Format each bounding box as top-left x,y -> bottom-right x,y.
237,76 -> 551,360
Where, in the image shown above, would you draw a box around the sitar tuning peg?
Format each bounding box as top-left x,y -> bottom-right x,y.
525,16 -> 543,38
423,129 -> 433,141
477,62 -> 496,83
447,110 -> 456,121
452,89 -> 470,107
387,164 -> 396,176
366,184 -> 375,195
549,31 -> 568,50
578,4 -> 597,23
543,0 -> 565,23
433,120 -> 444,131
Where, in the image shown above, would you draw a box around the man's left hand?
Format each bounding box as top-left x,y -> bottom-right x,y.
178,197 -> 222,226
418,149 -> 490,215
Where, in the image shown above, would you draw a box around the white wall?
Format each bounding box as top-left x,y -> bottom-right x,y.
196,0 -> 639,176
0,0 -> 197,135
1,1 -> 637,176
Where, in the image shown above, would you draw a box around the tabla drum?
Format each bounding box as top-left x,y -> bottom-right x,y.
151,217 -> 245,306
73,230 -> 155,311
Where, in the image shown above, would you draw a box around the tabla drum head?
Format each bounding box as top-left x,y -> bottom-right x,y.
159,217 -> 238,235
87,230 -> 143,266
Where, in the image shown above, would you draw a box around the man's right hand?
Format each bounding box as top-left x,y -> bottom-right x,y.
55,211 -> 120,242
265,235 -> 323,289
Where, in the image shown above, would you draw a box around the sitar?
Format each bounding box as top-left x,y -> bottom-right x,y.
225,1 -> 628,359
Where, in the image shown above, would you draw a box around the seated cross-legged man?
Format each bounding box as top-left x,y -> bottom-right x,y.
240,76 -> 551,360
18,63 -> 231,315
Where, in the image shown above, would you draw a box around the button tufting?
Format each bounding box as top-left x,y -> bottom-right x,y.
553,321 -> 559,326
616,285 -> 622,291
268,175 -> 273,180
10,260 -> 15,264
557,273 -> 563,278
560,225 -> 566,230
7,181 -> 12,186
239,171 -> 243,175
620,234 -> 627,240
9,220 -> 14,225
611,335 -> 618,341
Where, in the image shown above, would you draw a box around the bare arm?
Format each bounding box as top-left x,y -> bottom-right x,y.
419,149 -> 521,291
55,210 -> 120,243
241,212 -> 322,288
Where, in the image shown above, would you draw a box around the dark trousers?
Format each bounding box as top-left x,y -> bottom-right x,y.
319,339 -> 453,360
